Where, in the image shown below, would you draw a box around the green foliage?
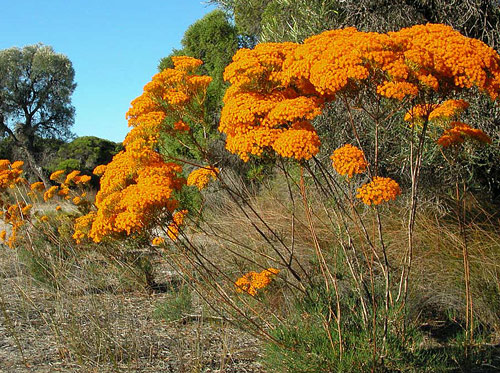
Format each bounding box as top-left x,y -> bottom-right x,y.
264,283 -> 500,372
53,158 -> 81,172
158,10 -> 238,117
48,136 -> 121,174
153,286 -> 193,322
0,43 -> 76,183
213,0 -> 500,48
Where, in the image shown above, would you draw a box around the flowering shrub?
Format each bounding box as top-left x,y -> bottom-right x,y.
59,26 -> 500,369
220,24 -> 499,163
0,161 -> 93,248
74,56 -> 213,243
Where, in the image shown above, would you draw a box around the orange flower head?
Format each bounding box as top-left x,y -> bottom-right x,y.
11,161 -> 24,169
76,175 -> 92,184
0,160 -> 11,171
65,170 -> 81,184
331,144 -> 368,178
171,56 -> 203,72
152,237 -> 165,246
93,165 -> 107,176
50,170 -> 66,181
187,167 -> 219,190
437,122 -> 492,147
429,100 -> 469,121
356,177 -> 401,206
43,186 -> 59,202
235,268 -> 280,296
30,181 -> 45,192
272,125 -> 321,161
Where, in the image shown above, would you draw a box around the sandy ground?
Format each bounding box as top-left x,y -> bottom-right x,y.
0,230 -> 265,372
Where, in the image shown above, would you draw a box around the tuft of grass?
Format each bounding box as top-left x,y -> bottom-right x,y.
153,285 -> 193,322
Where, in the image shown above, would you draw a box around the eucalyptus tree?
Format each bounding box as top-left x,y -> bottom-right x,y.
0,44 -> 76,184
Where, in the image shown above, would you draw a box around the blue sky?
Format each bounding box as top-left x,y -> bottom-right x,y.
0,0 -> 217,142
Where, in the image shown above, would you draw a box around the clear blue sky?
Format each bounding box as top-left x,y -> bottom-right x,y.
0,0 -> 217,143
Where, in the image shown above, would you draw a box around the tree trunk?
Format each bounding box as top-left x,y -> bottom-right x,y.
21,145 -> 50,187
15,127 -> 50,187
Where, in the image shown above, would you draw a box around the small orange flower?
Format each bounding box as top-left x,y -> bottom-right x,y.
21,204 -> 33,215
93,165 -> 107,176
437,122 -> 492,147
76,175 -> 91,184
152,237 -> 165,245
30,181 -> 45,192
166,209 -> 188,241
356,177 -> 401,206
43,186 -> 59,202
187,167 -> 219,190
11,161 -> 24,169
235,268 -> 280,296
331,144 -> 368,178
50,169 -> 66,181
65,170 -> 81,184
0,160 -> 11,170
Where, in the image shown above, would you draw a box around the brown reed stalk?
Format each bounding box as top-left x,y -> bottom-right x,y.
299,168 -> 344,359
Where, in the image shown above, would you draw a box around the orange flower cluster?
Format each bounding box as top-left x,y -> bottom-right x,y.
43,185 -> 59,201
73,211 -> 96,244
152,236 -> 165,246
391,24 -> 500,99
166,209 -> 188,241
331,144 -> 368,178
50,169 -> 65,182
220,41 -> 324,161
220,24 -> 499,161
235,268 -> 280,296
80,150 -> 186,242
273,122 -> 321,160
0,160 -> 25,189
0,161 -> 93,247
76,57 -> 213,243
124,56 -> 212,155
356,177 -> 401,206
0,161 -> 33,247
428,100 -> 469,121
404,100 -> 469,124
2,202 -> 28,248
93,165 -> 107,176
437,122 -> 492,147
187,167 -> 219,190
30,181 -> 45,192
